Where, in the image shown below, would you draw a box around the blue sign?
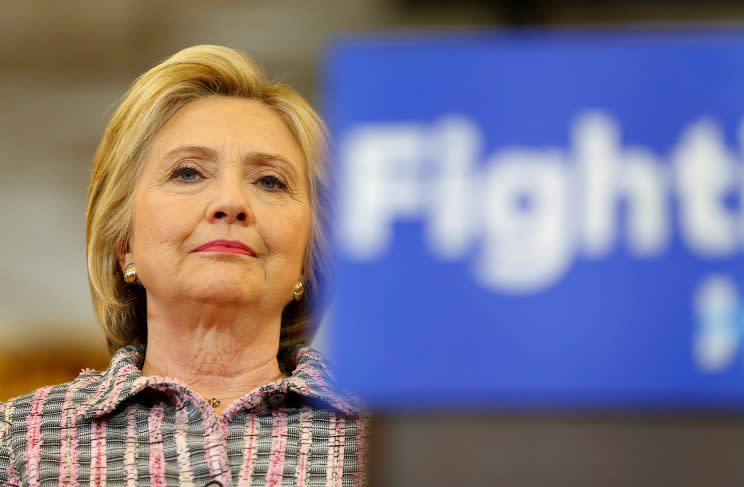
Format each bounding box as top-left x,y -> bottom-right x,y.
324,30 -> 744,410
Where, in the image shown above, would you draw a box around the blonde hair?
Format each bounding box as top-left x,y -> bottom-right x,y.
86,45 -> 330,354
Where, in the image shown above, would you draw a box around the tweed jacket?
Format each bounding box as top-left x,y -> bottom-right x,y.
0,344 -> 367,486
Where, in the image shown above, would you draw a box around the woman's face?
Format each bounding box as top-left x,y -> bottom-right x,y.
121,96 -> 311,314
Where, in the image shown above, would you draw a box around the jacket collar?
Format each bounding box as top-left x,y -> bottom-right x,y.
74,344 -> 365,421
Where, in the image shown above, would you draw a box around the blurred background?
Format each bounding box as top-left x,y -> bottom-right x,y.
3,1 -> 744,486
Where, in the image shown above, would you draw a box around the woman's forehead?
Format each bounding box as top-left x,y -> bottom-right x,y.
149,96 -> 306,170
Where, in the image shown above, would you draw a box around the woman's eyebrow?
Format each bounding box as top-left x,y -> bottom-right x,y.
161,146 -> 299,177
242,151 -> 299,178
162,145 -> 218,163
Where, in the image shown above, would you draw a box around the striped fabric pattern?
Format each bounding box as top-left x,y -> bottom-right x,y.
0,344 -> 368,486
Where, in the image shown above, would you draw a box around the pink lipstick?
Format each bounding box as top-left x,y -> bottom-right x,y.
193,240 -> 256,256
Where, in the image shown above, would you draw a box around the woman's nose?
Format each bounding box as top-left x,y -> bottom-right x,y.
211,206 -> 248,223
207,173 -> 252,225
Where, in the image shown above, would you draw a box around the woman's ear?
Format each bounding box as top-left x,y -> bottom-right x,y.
117,240 -> 133,270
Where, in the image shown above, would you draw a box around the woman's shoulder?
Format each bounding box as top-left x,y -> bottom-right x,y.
2,345 -> 147,424
285,344 -> 369,417
1,368 -> 106,422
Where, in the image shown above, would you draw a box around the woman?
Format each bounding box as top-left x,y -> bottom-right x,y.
0,45 -> 367,486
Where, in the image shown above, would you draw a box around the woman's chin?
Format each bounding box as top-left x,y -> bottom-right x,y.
189,284 -> 259,305
161,271 -> 259,304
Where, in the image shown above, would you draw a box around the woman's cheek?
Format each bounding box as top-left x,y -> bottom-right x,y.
137,194 -> 196,249
269,212 -> 310,257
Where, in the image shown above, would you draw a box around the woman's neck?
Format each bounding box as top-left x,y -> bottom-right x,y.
141,296 -> 287,415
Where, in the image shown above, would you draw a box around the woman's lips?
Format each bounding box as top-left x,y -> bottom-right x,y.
193,240 -> 257,256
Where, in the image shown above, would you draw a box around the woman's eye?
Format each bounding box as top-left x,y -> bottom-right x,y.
258,176 -> 286,191
171,167 -> 201,182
